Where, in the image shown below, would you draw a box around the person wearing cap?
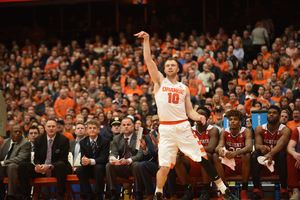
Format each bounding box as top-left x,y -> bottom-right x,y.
35,96 -> 52,117
0,125 -> 31,200
111,100 -> 120,113
76,120 -> 110,200
224,80 -> 236,98
110,117 -> 121,137
285,67 -> 300,89
56,119 -> 74,141
114,91 -> 123,103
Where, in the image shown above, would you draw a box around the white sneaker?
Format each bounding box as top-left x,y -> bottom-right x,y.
290,188 -> 300,200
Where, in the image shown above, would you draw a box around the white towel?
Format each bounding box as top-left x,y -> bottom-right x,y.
257,156 -> 275,172
219,147 -> 236,171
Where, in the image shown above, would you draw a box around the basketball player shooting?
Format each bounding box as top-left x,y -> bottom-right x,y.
134,31 -> 238,200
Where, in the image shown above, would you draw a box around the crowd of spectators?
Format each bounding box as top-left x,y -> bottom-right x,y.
1,13 -> 300,199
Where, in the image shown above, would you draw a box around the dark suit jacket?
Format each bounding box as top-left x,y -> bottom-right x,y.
143,130 -> 158,163
110,131 -> 143,162
34,133 -> 72,173
0,137 -> 31,165
79,135 -> 110,165
0,91 -> 6,138
69,139 -> 78,156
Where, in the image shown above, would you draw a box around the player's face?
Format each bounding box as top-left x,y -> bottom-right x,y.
164,60 -> 179,77
228,116 -> 241,129
267,108 -> 280,123
197,109 -> 207,126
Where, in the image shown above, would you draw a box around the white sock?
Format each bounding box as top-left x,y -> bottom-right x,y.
215,178 -> 227,194
155,188 -> 163,194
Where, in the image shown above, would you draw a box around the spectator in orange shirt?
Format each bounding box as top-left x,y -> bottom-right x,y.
229,93 -> 239,110
261,46 -> 271,60
187,68 -> 204,102
277,57 -> 294,79
270,85 -> 283,103
197,51 -> 216,64
246,62 -> 257,80
21,51 -> 33,67
44,56 -> 59,71
238,70 -> 247,89
124,79 -> 143,102
54,89 -> 74,119
88,98 -> 96,114
56,118 -> 74,141
286,109 -> 300,131
215,87 -> 230,104
103,97 -> 113,114
254,70 -> 268,86
182,52 -> 196,75
262,60 -> 274,80
215,52 -> 229,72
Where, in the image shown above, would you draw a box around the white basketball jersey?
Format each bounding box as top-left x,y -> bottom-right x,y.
155,78 -> 188,121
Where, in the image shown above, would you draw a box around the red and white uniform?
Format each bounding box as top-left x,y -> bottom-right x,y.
156,78 -> 207,168
224,127 -> 246,175
261,123 -> 285,150
192,124 -> 214,147
224,127 -> 246,158
287,127 -> 300,190
188,125 -> 214,177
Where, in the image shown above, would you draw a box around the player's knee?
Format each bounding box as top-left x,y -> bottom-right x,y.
213,153 -> 221,163
242,153 -> 251,163
206,153 -> 213,162
159,166 -> 170,176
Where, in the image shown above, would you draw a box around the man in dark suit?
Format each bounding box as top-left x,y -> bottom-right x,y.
69,122 -> 86,167
0,126 -> 31,200
76,120 -> 110,200
138,115 -> 159,200
18,118 -> 72,200
106,117 -> 144,200
0,90 -> 7,145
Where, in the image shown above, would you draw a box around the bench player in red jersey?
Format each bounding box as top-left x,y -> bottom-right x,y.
251,105 -> 291,200
213,110 -> 252,200
175,106 -> 219,200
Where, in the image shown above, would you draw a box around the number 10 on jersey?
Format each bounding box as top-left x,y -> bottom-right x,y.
168,93 -> 179,104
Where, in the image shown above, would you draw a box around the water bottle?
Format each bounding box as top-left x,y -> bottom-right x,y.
235,182 -> 240,199
124,188 -> 129,200
274,182 -> 280,200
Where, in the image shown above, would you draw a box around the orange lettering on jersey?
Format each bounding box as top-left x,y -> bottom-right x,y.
162,87 -> 184,95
